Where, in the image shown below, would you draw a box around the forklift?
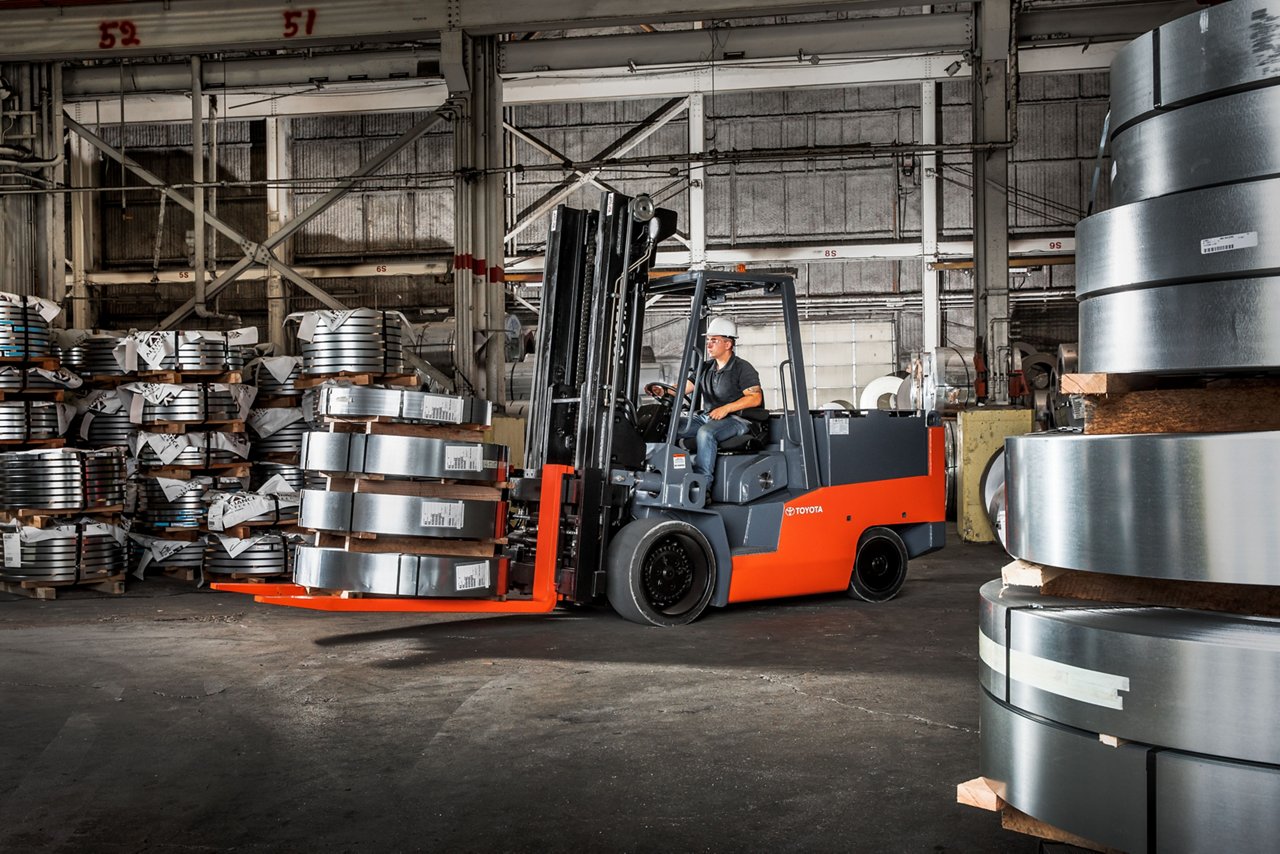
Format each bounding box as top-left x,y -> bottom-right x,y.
219,192 -> 946,625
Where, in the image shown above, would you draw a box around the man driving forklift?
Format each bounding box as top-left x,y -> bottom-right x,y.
646,316 -> 765,486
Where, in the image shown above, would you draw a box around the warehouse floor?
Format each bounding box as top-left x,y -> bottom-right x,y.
0,527 -> 1028,853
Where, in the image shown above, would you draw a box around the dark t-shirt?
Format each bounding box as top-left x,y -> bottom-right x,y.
698,354 -> 763,410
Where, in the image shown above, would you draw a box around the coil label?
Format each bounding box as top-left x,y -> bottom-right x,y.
444,444 -> 483,472
1200,231 -> 1258,255
3,533 -> 20,567
455,561 -> 490,592
422,395 -> 464,424
421,499 -> 465,529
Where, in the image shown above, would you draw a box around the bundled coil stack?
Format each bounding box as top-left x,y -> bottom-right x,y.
0,294 -> 75,453
245,354 -> 312,514
201,479 -> 302,580
971,4 -> 1280,850
289,308 -> 408,378
0,447 -> 128,594
295,383 -> 508,599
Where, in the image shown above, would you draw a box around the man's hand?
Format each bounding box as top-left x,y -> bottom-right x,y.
708,405 -> 733,420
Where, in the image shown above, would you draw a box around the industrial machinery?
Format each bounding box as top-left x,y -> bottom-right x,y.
222,192 -> 946,624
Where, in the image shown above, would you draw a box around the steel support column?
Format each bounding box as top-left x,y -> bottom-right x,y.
972,0 -> 1012,404
69,133 -> 96,328
921,80 -> 942,352
264,117 -> 292,351
688,93 -> 707,270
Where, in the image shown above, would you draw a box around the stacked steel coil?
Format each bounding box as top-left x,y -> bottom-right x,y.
131,536 -> 206,573
309,383 -> 492,426
300,432 -> 507,483
0,401 -> 61,441
247,357 -> 303,397
135,385 -> 239,424
0,367 -> 73,392
142,333 -> 247,372
79,410 -> 133,447
0,448 -> 127,511
251,461 -> 306,492
982,4 -> 1280,849
135,477 -> 238,531
135,433 -> 240,469
0,299 -> 52,360
0,523 -> 125,583
249,416 -> 308,457
58,334 -> 127,377
298,309 -> 405,375
293,546 -> 500,598
204,533 -> 291,577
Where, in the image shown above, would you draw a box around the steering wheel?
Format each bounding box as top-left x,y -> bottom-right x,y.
645,382 -> 678,401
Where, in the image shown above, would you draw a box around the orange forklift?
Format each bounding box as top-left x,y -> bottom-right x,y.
216,192 -> 946,624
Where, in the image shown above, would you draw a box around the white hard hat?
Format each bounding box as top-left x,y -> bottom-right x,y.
706,316 -> 738,339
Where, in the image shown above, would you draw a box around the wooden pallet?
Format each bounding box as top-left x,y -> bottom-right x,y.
293,371 -> 419,390
160,565 -> 199,582
0,355 -> 60,371
0,388 -> 66,402
206,571 -> 293,582
957,777 -> 1120,853
0,436 -> 65,448
251,394 -> 304,408
144,462 -> 250,479
145,418 -> 246,435
0,572 -> 125,600
135,527 -> 205,542
311,530 -> 504,557
6,504 -> 125,528
321,474 -> 503,501
136,369 -> 243,384
251,452 -> 302,465
202,520 -> 302,539
1060,373 -> 1280,435
323,417 -> 488,442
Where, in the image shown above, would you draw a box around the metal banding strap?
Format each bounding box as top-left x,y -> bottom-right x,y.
1079,277 -> 1280,373
310,384 -> 493,427
300,432 -> 508,483
293,544 -> 498,598
298,489 -> 501,540
1005,431 -> 1280,585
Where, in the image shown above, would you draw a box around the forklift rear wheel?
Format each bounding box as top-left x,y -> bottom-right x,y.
848,527 -> 908,602
607,518 -> 716,626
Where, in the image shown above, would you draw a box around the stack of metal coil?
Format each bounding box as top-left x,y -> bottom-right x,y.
249,417 -> 308,457
0,367 -> 73,393
0,448 -> 127,511
130,536 -> 206,574
297,309 -> 405,375
135,385 -> 239,425
58,334 -> 127,377
0,523 -> 125,583
135,433 -> 241,469
300,432 -> 507,483
981,4 -> 1280,849
143,333 -> 247,372
247,357 -> 303,397
0,401 -> 62,441
204,533 -> 292,577
250,461 -> 306,492
135,477 -> 238,531
78,410 -> 133,447
0,298 -> 52,360
309,383 -> 491,426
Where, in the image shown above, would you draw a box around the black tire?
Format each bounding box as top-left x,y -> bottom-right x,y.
607,517 -> 716,626
848,526 -> 909,602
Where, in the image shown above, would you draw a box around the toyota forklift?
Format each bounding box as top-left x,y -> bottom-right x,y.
222,192 -> 946,624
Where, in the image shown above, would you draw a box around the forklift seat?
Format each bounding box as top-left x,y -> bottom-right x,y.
717,408 -> 770,454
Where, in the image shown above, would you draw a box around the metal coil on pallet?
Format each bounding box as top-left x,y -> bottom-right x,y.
1005,431 -> 1280,585
0,367 -> 69,392
136,333 -> 247,372
251,462 -> 305,492
249,417 -> 308,457
58,335 -> 126,376
0,402 -> 61,440
0,301 -> 52,360
247,358 -> 303,397
298,309 -> 405,375
79,410 -> 132,447
299,489 -> 501,540
136,385 -> 239,424
1109,0 -> 1280,133
293,544 -> 498,598
203,533 -> 291,576
135,437 -> 240,469
0,525 -> 124,583
136,477 -> 239,530
0,448 -> 126,511
300,431 -> 507,483
310,384 -> 492,427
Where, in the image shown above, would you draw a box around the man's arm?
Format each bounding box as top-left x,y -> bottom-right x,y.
708,386 -> 763,420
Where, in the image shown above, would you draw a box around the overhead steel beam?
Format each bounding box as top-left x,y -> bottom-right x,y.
71,259 -> 450,286
503,122 -> 624,197
504,96 -> 688,242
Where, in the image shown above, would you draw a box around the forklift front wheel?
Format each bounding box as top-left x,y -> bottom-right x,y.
848,527 -> 909,603
607,518 -> 716,627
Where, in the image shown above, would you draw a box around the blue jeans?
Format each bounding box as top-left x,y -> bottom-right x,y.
677,412 -> 749,481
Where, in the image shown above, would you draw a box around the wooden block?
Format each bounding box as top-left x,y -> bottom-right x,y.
324,418 -> 486,442
0,580 -> 57,599
323,475 -> 503,501
1000,805 -> 1121,853
0,356 -> 60,371
0,388 -> 66,402
956,777 -> 1004,812
0,437 -> 65,448
1039,566 -> 1280,619
1001,559 -> 1067,588
145,462 -> 250,480
1098,734 -> 1130,748
312,530 -> 501,557
147,418 -> 245,434
1059,372 -> 1142,395
1084,381 -> 1280,435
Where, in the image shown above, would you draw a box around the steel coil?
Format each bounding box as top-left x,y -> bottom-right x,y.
136,477 -> 240,531
0,448 -> 126,511
0,402 -> 62,440
0,300 -> 52,360
251,462 -> 305,492
203,533 -> 291,577
298,309 -> 405,375
59,335 -> 127,376
136,332 -> 247,371
78,410 -> 133,447
310,384 -> 491,427
0,367 -> 69,392
293,544 -> 498,598
249,418 -> 308,457
299,489 -> 501,540
1005,431 -> 1280,585
0,524 -> 124,583
133,537 -> 206,572
135,434 -> 240,469
300,432 -> 508,483
136,385 -> 239,424
247,358 -> 303,397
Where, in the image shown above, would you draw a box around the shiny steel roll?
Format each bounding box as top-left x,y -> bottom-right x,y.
138,538 -> 207,572
137,385 -> 239,424
299,309 -> 404,375
1112,86 -> 1280,205
0,448 -> 126,510
0,402 -> 61,440
79,410 -> 132,447
69,335 -> 127,376
1079,278 -> 1280,374
311,384 -> 491,427
1110,0 -> 1280,132
250,462 -> 305,492
293,544 -> 498,598
1076,179 -> 1280,299
136,439 -> 238,469
249,418 -> 308,457
299,490 -> 500,540
0,368 -> 61,392
136,477 -> 215,530
144,334 -> 245,371
1005,431 -> 1280,585
1056,343 -> 1077,376
247,358 -> 303,397
980,580 -> 1280,765
204,534 -> 290,577
0,525 -> 124,583
0,301 -> 51,359
300,432 -> 507,483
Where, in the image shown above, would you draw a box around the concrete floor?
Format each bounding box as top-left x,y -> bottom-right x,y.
0,526 -> 1032,854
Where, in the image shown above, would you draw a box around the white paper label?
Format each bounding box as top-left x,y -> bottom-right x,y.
421,394 -> 464,424
444,444 -> 483,472
1200,231 -> 1258,255
295,313 -> 319,343
248,406 -> 303,438
455,561 -> 490,592
213,431 -> 251,458
146,432 -> 189,465
134,332 -> 173,369
259,355 -> 300,384
217,534 -> 265,558
151,539 -> 192,562
226,327 -> 259,347
829,418 -> 850,436
157,476 -> 207,502
672,454 -> 687,470
3,533 -> 21,567
420,499 -> 465,530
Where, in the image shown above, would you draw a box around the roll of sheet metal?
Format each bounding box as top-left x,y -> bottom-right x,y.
0,301 -> 51,360
137,385 -> 239,424
1112,86 -> 1280,205
1005,431 -> 1280,585
64,335 -> 127,376
300,432 -> 507,483
136,436 -> 239,469
1109,0 -> 1280,132
0,525 -> 125,583
247,358 -> 303,397
251,462 -> 305,492
1056,343 -> 1077,376
293,544 -> 498,598
79,410 -> 133,447
203,534 -> 291,577
0,448 -> 126,511
135,538 -> 207,572
136,477 -> 238,530
980,580 -> 1280,765
138,333 -> 245,372
310,384 -> 491,427
249,418 -> 308,457
299,490 -> 500,540
1076,178 -> 1280,299
299,310 -> 404,375
0,368 -> 65,392
978,448 -> 1006,550
0,402 -> 61,440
